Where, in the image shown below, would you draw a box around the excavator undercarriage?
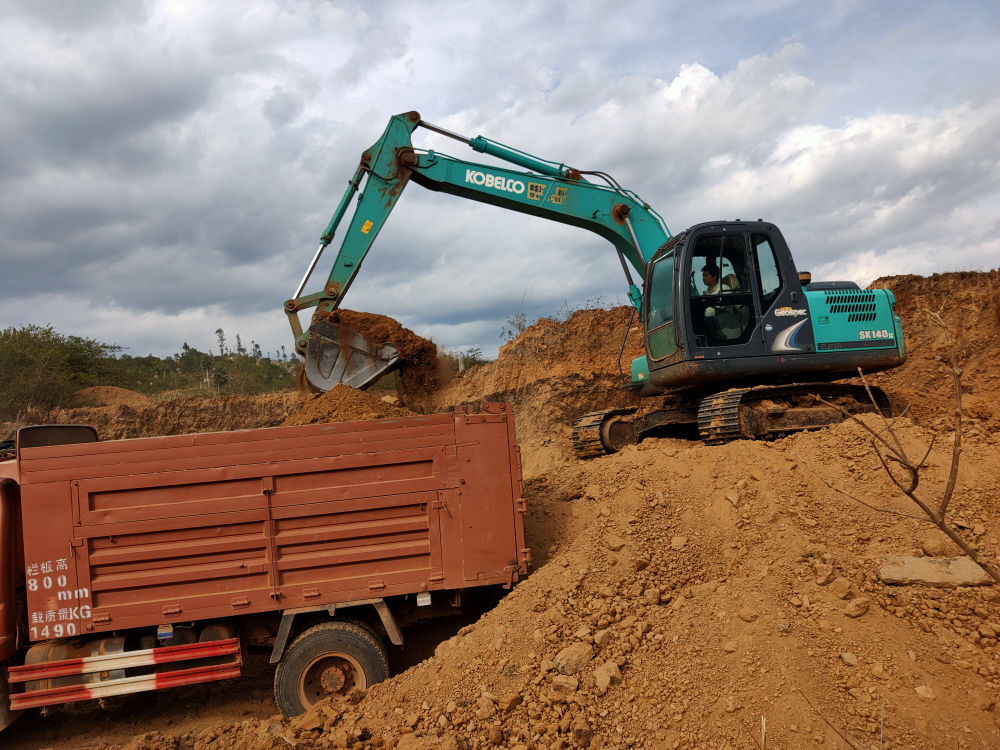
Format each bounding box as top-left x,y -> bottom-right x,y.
571,383 -> 892,457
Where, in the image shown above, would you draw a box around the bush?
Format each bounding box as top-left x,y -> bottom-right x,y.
0,325 -> 297,421
439,347 -> 493,380
0,325 -> 118,420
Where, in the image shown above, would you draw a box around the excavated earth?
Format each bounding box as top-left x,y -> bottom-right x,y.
282,384 -> 416,426
5,271 -> 1000,750
321,309 -> 442,399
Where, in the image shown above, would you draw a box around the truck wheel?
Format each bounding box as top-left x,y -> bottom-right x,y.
274,621 -> 389,717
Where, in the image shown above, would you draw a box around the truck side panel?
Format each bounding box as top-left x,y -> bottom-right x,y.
16,409 -> 524,640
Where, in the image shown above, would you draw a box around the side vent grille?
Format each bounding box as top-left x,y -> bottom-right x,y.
825,290 -> 876,315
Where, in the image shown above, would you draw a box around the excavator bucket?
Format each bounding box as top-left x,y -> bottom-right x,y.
304,318 -> 400,392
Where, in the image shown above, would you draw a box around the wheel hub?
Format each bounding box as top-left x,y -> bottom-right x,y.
320,665 -> 346,693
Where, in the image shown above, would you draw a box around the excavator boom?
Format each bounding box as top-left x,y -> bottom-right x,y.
285,111 -> 670,390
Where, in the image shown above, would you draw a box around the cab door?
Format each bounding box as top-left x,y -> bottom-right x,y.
750,225 -> 816,354
683,226 -> 765,359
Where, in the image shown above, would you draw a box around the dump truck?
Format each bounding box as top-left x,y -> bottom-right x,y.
0,403 -> 527,731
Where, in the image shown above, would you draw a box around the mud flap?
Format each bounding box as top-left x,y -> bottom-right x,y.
305,318 -> 400,391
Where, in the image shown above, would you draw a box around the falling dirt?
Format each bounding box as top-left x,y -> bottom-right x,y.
324,309 -> 441,399
281,383 -> 416,426
4,272 -> 1000,750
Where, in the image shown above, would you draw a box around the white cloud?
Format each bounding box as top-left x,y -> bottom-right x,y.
0,0 -> 998,359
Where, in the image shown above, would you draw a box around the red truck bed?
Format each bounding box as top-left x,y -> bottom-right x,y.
13,403 -> 526,641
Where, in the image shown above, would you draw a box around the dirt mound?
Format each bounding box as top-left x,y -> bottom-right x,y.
282,384 -> 416,426
73,386 -> 151,408
4,391 -> 306,442
870,270 -> 1000,432
324,309 -> 441,398
409,306 -> 644,475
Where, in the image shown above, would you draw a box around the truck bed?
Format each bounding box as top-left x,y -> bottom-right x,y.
14,403 -> 526,640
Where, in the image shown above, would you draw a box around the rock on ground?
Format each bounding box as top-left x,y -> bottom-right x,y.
593,661 -> 622,695
554,642 -> 595,675
878,555 -> 994,587
398,734 -> 459,750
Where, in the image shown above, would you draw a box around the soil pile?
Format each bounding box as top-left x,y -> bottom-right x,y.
282,384 -> 416,426
2,392 -> 306,442
324,310 -> 441,399
73,386 -> 151,408
409,307 -> 644,474
332,414 -> 1000,750
869,270 -> 1000,433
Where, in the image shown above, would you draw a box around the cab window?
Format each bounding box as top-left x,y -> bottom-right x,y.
645,251 -> 676,360
753,234 -> 782,307
688,234 -> 755,346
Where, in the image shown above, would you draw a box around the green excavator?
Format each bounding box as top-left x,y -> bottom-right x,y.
284,111 -> 906,456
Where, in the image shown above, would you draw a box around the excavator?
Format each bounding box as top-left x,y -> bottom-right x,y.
283,111 -> 906,456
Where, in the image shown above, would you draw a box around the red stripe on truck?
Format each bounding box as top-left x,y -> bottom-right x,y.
8,639 -> 240,683
9,661 -> 242,711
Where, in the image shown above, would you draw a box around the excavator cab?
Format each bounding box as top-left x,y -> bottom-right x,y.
641,221 -> 816,392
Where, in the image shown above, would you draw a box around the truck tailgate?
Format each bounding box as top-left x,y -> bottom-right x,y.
16,404 -> 525,638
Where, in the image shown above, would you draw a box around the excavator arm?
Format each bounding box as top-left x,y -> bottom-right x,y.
285,110 -> 671,391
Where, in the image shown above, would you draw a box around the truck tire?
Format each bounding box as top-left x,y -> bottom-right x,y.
274,621 -> 389,717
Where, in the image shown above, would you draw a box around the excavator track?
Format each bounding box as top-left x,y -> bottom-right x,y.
697,388 -> 753,445
571,408 -> 639,459
697,383 -> 892,444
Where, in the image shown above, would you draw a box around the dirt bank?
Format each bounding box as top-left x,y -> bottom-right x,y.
870,271 -> 1000,434
409,307 -> 645,477
73,386 -> 152,408
1,391 -> 307,442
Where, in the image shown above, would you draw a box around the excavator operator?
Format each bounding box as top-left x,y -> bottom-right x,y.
701,262 -> 736,297
701,262 -> 747,342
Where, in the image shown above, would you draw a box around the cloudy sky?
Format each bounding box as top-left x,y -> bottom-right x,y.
1,1 -> 999,359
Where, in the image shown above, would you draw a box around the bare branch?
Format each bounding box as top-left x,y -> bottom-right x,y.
872,440 -> 917,495
795,437 -> 927,521
857,367 -> 908,461
929,518 -> 1000,584
928,311 -> 962,519
878,402 -> 911,435
916,434 -> 937,469
736,716 -> 763,750
801,312 -> 1000,585
815,396 -> 905,458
